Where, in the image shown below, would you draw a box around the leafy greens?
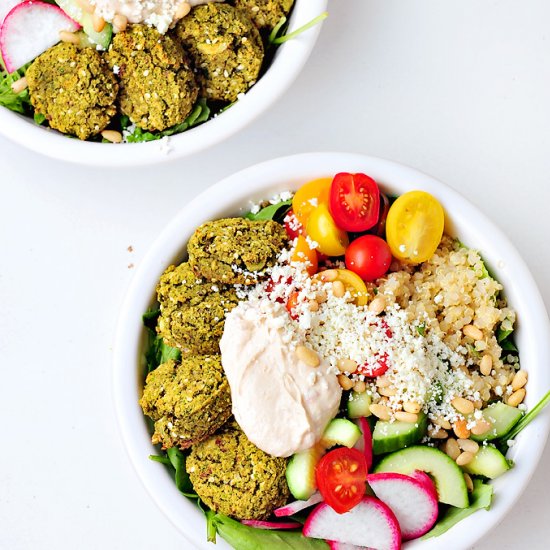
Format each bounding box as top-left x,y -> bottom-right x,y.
142,308 -> 181,375
245,199 -> 292,223
0,64 -> 32,114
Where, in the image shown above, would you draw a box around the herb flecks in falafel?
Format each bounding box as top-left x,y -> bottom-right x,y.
106,24 -> 199,132
186,423 -> 289,520
232,0 -> 295,31
26,43 -> 118,140
140,356 -> 232,450
175,3 -> 264,103
156,262 -> 239,355
187,218 -> 288,285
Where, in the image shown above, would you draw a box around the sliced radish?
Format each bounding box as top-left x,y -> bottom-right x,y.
409,470 -> 438,500
353,417 -> 373,470
367,473 -> 438,540
0,0 -> 20,25
0,1 -> 79,73
274,491 -> 324,517
241,519 -> 302,530
303,497 -> 401,550
328,542 -> 372,550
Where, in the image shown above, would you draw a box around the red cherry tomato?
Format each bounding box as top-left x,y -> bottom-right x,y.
284,209 -> 304,240
357,353 -> 389,377
285,290 -> 302,320
265,276 -> 293,304
329,173 -> 380,232
345,235 -> 392,282
315,447 -> 368,514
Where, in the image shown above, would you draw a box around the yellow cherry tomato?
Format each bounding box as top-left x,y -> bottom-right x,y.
306,203 -> 349,257
314,268 -> 369,306
292,177 -> 332,227
291,235 -> 319,276
386,190 -> 444,264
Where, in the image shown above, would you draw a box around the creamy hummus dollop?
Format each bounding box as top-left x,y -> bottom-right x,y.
91,0 -> 222,34
220,300 -> 342,457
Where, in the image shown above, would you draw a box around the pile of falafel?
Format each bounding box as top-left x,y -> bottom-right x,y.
25,1 -> 294,140
140,217 -> 292,520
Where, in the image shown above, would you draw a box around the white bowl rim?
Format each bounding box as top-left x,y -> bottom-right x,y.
0,0 -> 327,167
112,152 -> 550,550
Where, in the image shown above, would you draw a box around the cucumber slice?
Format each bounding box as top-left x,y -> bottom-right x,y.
374,445 -> 469,508
470,402 -> 523,442
347,391 -> 372,419
285,446 -> 324,500
461,445 -> 510,479
372,413 -> 428,455
56,0 -> 113,49
320,418 -> 362,448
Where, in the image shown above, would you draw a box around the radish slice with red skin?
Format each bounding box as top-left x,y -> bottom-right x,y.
0,0 -> 20,25
353,417 -> 373,470
303,497 -> 401,550
328,542 -> 373,550
240,519 -> 302,530
0,1 -> 79,72
367,473 -> 438,541
274,491 -> 324,517
409,470 -> 438,500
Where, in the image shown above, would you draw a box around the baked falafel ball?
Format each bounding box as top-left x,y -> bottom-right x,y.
174,3 -> 264,102
186,423 -> 289,519
187,218 -> 288,284
232,0 -> 295,31
156,262 -> 239,354
140,356 -> 232,450
106,25 -> 198,131
26,43 -> 118,140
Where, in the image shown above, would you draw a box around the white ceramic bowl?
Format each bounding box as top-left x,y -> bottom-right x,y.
0,1 -> 327,166
113,152 -> 550,549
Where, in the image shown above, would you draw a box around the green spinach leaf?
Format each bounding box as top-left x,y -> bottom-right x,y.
245,199 -> 292,222
500,389 -> 550,443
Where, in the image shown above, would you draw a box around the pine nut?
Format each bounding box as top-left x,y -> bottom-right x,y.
332,280 -> 345,298
453,419 -> 471,439
113,14 -> 128,32
471,419 -> 492,436
315,290 -> 328,303
376,375 -> 391,388
511,370 -> 528,391
473,399 -> 483,410
368,296 -> 386,315
403,401 -> 422,414
451,397 -> 475,415
59,30 -> 80,45
479,354 -> 492,376
369,403 -> 391,421
101,130 -> 123,143
457,438 -> 479,454
507,388 -> 526,407
175,1 -> 191,20
77,0 -> 94,13
92,14 -> 106,33
444,438 -> 461,460
337,358 -> 358,374
308,299 -> 319,312
434,416 -> 452,430
296,345 -> 320,367
395,411 -> 418,423
337,374 -> 354,391
318,269 -> 338,282
463,324 -> 483,340
428,427 -> 449,440
353,380 -> 367,394
10,76 -> 27,94
378,386 -> 397,397
463,473 -> 474,492
456,451 -> 475,466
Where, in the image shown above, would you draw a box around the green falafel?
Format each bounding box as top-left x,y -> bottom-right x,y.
106,25 -> 198,131
187,218 -> 288,284
26,43 -> 118,140
156,262 -> 239,354
140,356 -> 232,450
187,423 -> 289,519
232,0 -> 295,31
175,3 -> 264,102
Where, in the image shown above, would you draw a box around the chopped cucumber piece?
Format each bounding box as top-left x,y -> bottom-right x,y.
374,445 -> 469,508
372,413 -> 428,455
346,391 -> 372,419
462,445 -> 510,479
286,446 -> 324,500
320,418 -> 362,448
470,402 -> 523,442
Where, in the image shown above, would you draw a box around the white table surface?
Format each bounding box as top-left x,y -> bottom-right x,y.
1,0 -> 549,548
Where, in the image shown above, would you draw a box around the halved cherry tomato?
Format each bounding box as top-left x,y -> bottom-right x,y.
292,178 -> 332,227
345,235 -> 392,282
315,447 -> 368,514
291,235 -> 318,276
306,204 -> 349,257
285,290 -> 302,320
357,352 -> 389,377
265,276 -> 293,304
314,268 -> 369,306
283,209 -> 304,240
329,173 -> 380,232
386,191 -> 444,264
